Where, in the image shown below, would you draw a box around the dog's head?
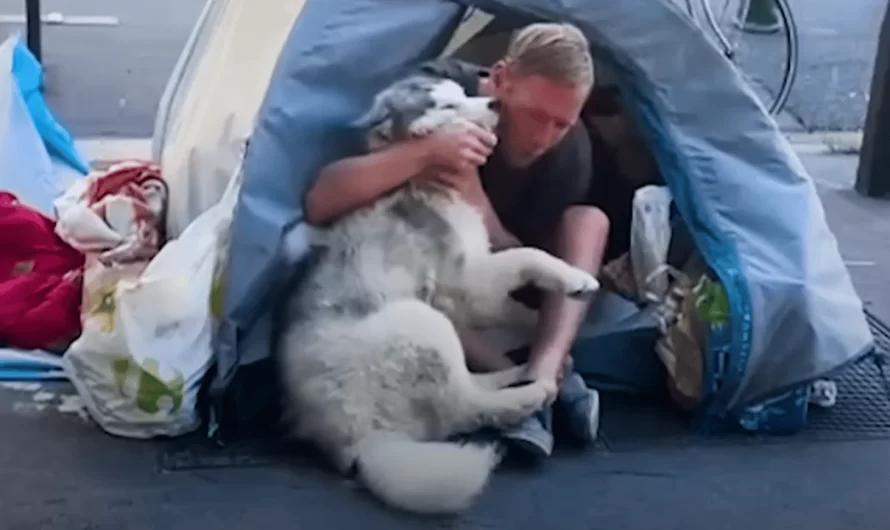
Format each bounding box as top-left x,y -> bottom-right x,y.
355,75 -> 500,150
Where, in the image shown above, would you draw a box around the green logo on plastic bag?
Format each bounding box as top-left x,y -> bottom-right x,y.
693,276 -> 730,330
110,357 -> 185,414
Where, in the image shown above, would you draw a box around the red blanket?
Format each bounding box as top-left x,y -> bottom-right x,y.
0,192 -> 84,350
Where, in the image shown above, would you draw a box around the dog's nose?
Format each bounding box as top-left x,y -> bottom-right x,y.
487,99 -> 501,111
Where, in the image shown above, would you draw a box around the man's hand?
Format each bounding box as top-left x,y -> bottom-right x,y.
421,122 -> 497,174
414,122 -> 521,249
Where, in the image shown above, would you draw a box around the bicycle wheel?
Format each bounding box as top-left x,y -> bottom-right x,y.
692,0 -> 799,116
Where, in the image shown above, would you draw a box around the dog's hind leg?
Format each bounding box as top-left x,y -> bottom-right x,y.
375,300 -> 551,434
462,247 -> 600,322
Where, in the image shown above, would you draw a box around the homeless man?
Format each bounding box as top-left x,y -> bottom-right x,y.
304,22 -> 610,462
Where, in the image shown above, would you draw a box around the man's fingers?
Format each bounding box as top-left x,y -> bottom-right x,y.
460,147 -> 486,167
464,122 -> 498,147
465,138 -> 493,161
473,130 -> 497,149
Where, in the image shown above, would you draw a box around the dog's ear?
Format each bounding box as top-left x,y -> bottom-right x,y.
352,95 -> 391,130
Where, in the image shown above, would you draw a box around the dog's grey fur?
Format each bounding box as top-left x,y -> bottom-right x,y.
278,74 -> 600,515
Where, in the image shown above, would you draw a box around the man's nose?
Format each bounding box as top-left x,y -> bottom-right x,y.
532,124 -> 558,149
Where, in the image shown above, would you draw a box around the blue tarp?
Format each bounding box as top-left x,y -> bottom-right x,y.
0,34 -> 89,218
11,36 -> 90,176
203,0 -> 874,439
0,34 -> 87,381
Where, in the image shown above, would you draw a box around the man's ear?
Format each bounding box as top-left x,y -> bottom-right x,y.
488,59 -> 510,91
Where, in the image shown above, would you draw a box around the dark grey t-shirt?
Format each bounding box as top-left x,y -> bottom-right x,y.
418,58 -> 594,248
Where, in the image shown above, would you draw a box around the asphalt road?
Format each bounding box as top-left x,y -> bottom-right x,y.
784,0 -> 884,131
0,0 -> 882,136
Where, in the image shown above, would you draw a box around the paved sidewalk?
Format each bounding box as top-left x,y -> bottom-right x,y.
798,151 -> 890,323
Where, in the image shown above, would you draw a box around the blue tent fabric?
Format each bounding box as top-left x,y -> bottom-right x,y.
209,0 -> 874,440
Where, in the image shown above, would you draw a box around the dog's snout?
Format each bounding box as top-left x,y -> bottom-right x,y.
487,99 -> 501,111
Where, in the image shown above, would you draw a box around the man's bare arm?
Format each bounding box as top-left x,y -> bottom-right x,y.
478,194 -> 522,250
305,124 -> 497,226
457,326 -> 516,372
304,139 -> 432,226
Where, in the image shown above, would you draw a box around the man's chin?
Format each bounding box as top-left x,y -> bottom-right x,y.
504,151 -> 539,169
515,154 -> 541,168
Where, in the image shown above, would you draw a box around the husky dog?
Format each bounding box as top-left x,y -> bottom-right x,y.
278,74 -> 600,515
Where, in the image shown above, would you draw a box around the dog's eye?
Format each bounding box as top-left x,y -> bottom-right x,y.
441,104 -> 457,110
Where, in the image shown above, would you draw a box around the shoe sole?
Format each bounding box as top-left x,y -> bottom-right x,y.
505,433 -> 553,461
586,389 -> 601,443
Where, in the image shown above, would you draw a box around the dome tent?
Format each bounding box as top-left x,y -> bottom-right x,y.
156,0 -> 874,443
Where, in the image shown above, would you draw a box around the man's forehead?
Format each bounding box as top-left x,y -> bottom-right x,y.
513,79 -> 585,120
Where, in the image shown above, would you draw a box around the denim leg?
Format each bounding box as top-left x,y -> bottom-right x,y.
553,365 -> 600,445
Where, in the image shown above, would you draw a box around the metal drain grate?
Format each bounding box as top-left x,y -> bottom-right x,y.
866,310 -> 890,352
599,310 -> 890,451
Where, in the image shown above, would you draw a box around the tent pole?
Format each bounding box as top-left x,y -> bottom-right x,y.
856,0 -> 890,199
25,0 -> 42,63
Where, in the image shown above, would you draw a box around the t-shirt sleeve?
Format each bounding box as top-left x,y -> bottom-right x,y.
514,123 -> 594,247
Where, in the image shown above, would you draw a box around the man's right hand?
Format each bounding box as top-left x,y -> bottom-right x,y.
422,122 -> 497,175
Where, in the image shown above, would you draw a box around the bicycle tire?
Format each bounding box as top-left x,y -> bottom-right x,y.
769,0 -> 799,115
692,0 -> 799,116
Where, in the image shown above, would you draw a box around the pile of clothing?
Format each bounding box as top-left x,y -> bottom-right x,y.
0,162 -> 169,353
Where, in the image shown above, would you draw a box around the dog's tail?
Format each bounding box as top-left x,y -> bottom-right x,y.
355,432 -> 501,515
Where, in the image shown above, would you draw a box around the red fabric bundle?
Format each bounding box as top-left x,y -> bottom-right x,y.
0,191 -> 85,350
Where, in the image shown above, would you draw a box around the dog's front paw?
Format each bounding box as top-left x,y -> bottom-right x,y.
563,268 -> 600,299
517,379 -> 556,412
535,378 -> 559,407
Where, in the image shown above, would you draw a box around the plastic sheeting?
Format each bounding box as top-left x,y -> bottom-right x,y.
9,36 -> 89,176
154,0 -> 874,439
0,34 -> 88,382
152,0 -> 305,239
0,35 -> 87,218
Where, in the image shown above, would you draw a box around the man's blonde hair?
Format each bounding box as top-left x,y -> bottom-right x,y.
504,22 -> 594,88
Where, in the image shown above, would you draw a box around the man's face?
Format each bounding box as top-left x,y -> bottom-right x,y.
489,61 -> 589,168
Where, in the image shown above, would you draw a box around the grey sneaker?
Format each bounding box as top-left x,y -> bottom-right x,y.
502,403 -> 554,462
555,370 -> 601,445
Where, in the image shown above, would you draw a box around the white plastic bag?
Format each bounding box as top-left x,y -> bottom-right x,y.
630,185 -> 674,302
63,166 -> 241,439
